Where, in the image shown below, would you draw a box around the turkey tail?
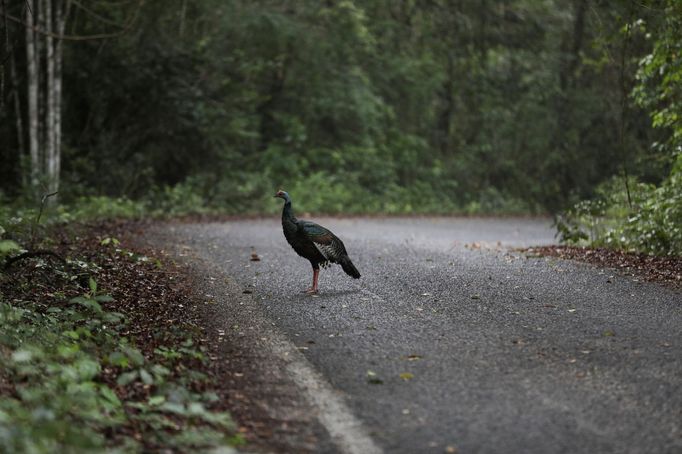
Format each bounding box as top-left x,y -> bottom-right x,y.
340,255 -> 360,279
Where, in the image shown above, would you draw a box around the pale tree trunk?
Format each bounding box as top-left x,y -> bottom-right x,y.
37,0 -> 45,177
53,1 -> 70,199
23,0 -> 69,200
25,0 -> 40,193
44,0 -> 57,196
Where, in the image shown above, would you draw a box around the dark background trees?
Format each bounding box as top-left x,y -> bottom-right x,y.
1,0 -> 679,216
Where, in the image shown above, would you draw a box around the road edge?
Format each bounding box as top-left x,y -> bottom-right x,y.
141,226 -> 383,454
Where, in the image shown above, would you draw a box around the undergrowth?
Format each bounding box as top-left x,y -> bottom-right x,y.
556,157 -> 682,256
0,219 -> 243,452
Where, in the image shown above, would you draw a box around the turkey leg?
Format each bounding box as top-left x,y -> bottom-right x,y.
305,268 -> 319,294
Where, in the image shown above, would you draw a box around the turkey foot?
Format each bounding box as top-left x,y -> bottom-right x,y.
303,269 -> 320,295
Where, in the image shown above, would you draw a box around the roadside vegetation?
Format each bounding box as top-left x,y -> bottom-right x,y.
0,210 -> 243,451
557,5 -> 681,257
1,0 -> 681,224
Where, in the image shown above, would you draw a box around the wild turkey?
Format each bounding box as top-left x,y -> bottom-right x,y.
274,190 -> 360,294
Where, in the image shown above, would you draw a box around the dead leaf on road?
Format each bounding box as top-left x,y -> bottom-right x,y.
367,370 -> 383,385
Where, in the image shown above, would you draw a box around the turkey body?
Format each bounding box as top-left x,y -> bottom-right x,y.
275,190 -> 360,293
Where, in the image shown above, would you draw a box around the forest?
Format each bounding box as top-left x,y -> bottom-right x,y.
0,1 -> 680,242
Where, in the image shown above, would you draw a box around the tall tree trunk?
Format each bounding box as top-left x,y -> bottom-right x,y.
26,0 -> 40,193
179,0 -> 187,37
548,0 -> 587,209
10,51 -> 26,187
1,0 -> 7,112
619,5 -> 635,209
54,1 -> 70,200
44,0 -> 57,197
37,0 -> 45,177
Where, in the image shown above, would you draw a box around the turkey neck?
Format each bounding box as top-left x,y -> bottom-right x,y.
281,199 -> 298,234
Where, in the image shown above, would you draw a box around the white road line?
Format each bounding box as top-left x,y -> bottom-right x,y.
164,236 -> 383,454
268,334 -> 384,454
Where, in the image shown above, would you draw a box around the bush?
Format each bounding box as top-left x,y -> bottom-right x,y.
557,157 -> 682,256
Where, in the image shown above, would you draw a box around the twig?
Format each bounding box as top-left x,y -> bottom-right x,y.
36,190 -> 58,225
1,0 -> 143,42
29,190 -> 58,249
4,249 -> 67,269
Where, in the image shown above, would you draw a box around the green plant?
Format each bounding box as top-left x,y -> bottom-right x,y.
0,226 -> 21,264
557,162 -> 682,256
0,272 -> 239,451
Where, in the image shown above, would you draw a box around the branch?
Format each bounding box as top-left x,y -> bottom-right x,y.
29,190 -> 58,249
4,249 -> 67,269
36,190 -> 58,225
70,0 -> 129,28
1,0 -> 143,41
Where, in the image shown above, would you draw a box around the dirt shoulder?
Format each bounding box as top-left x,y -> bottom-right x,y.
0,220 -> 241,451
525,245 -> 682,290
130,220 -> 337,453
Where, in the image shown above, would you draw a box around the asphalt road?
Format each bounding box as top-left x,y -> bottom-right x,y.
150,217 -> 681,454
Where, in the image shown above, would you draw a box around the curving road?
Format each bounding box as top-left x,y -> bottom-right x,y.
148,217 -> 681,454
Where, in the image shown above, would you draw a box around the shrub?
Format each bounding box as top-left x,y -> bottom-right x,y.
557,157 -> 682,256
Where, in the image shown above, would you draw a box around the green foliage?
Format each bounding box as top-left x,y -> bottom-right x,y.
557,158 -> 682,256
632,0 -> 682,157
0,275 -> 238,451
57,197 -> 147,221
0,226 -> 21,263
0,289 -> 122,452
2,0 -> 674,214
558,0 -> 682,257
3,0 -> 681,216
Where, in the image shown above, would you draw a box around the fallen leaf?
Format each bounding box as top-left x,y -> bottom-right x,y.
470,294 -> 480,300
367,370 -> 383,385
603,330 -> 615,337
405,354 -> 422,361
399,372 -> 414,381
